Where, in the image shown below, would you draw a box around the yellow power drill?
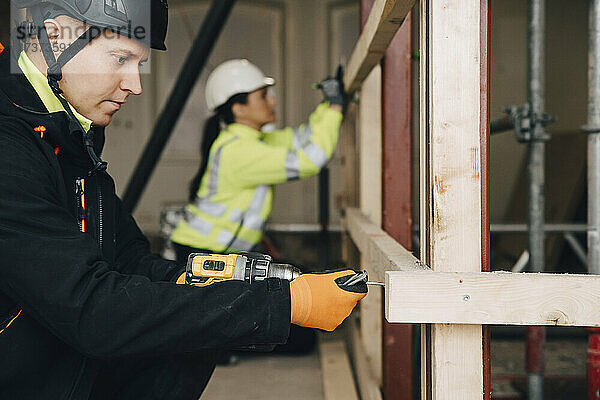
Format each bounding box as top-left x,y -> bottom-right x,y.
184,251 -> 381,288
185,252 -> 302,287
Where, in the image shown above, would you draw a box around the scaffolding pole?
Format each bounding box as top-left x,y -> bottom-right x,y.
491,223 -> 587,233
586,1 -> 600,398
587,0 -> 600,277
526,1 -> 547,399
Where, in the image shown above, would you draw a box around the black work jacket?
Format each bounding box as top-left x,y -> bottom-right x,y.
0,48 -> 290,399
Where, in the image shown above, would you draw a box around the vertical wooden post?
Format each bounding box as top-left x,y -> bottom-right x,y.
382,10 -> 415,400
420,0 -> 485,398
356,1 -> 384,392
480,1 -> 491,399
359,64 -> 384,385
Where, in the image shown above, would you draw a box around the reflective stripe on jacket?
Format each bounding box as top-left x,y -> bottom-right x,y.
171,102 -> 343,252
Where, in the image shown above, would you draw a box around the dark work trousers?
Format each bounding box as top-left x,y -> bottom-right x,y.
89,352 -> 218,399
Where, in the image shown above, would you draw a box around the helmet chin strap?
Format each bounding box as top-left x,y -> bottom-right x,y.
29,6 -> 107,176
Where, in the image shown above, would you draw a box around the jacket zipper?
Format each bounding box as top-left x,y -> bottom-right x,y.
97,184 -> 103,252
76,177 -> 104,252
75,178 -> 85,232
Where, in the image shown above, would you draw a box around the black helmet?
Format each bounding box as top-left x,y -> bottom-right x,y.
11,0 -> 168,175
13,0 -> 168,51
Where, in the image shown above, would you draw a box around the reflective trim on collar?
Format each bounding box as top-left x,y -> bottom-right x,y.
227,123 -> 262,140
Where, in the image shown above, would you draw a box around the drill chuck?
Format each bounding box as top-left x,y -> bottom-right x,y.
268,263 -> 301,281
239,252 -> 300,284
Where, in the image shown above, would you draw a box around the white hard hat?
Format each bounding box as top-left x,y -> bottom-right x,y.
205,59 -> 275,111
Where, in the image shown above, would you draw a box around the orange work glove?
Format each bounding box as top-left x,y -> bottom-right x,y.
290,269 -> 368,331
176,272 -> 186,284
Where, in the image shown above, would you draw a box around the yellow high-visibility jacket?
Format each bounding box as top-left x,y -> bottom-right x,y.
171,103 -> 343,252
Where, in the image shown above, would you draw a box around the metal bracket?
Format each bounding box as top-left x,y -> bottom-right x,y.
504,104 -> 554,143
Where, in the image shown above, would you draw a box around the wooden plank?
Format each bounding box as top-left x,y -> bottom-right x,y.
358,63 -> 383,386
419,0 -> 484,398
354,6 -> 385,391
344,0 -> 416,93
419,0 -> 483,272
386,270 -> 600,326
344,208 -> 428,283
429,324 -> 482,399
350,318 -> 384,400
340,102 -> 359,215
359,65 -> 383,228
358,279 -> 382,385
319,339 -> 360,400
340,101 -> 359,264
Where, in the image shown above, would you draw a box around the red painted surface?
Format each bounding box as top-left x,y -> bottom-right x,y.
382,16 -> 413,250
382,11 -> 414,400
360,0 -> 414,398
480,1 -> 491,399
360,0 -> 375,30
526,326 -> 545,373
588,328 -> 600,399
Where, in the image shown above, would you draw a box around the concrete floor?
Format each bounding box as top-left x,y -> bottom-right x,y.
201,352 -> 324,400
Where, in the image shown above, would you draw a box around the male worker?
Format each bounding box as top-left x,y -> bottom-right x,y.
0,0 -> 367,398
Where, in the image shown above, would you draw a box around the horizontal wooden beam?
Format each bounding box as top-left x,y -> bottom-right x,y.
386,270 -> 600,326
344,208 -> 428,282
344,0 -> 415,93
